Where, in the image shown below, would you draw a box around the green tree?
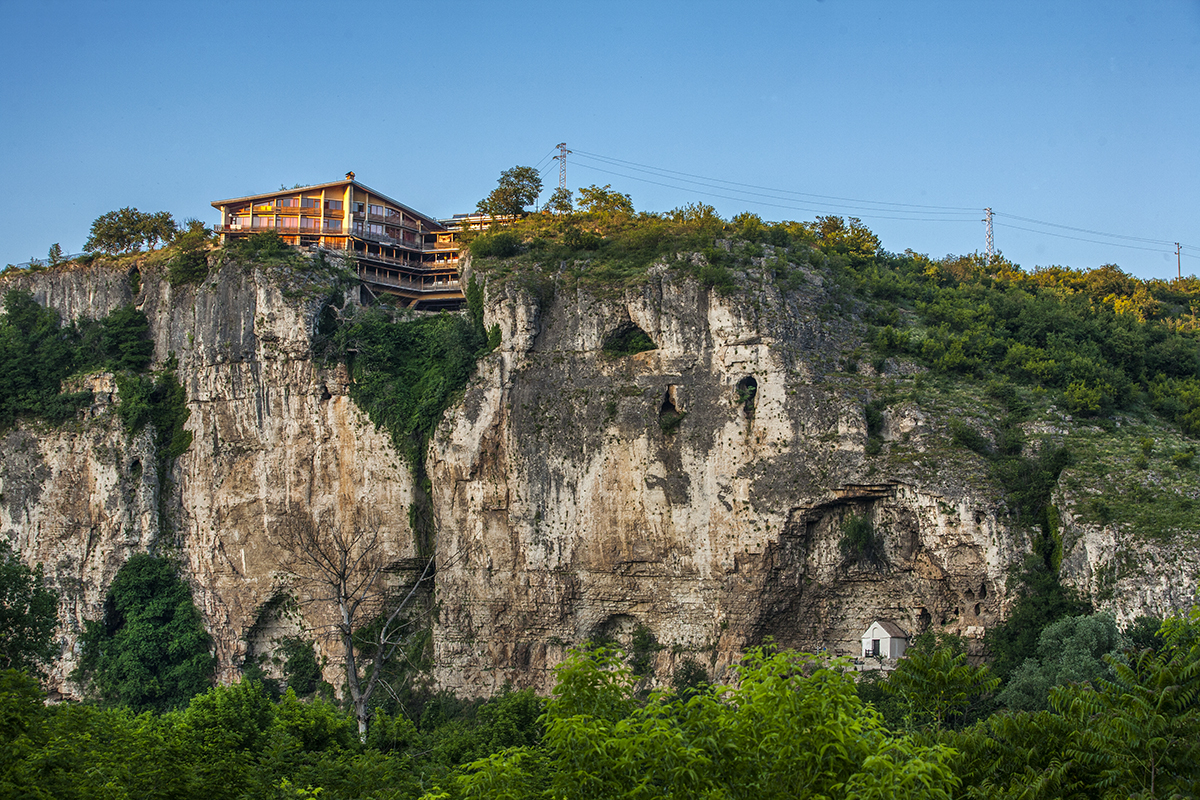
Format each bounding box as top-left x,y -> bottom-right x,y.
0,289 -> 92,429
544,186 -> 573,213
985,556 -> 1091,681
100,304 -> 154,373
46,243 -> 64,266
436,645 -> 960,800
884,632 -> 999,730
75,553 -> 215,713
997,612 -> 1129,712
576,183 -> 634,216
1047,606 -> 1200,799
0,540 -> 59,676
476,166 -> 543,217
141,211 -> 177,250
84,207 -> 176,254
809,215 -> 880,262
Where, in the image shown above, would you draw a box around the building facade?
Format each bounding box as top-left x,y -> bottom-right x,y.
860,619 -> 909,660
212,174 -> 464,309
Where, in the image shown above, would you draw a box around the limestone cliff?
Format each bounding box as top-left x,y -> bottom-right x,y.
428,262 -> 1024,694
1,256 -> 416,697
1,250 -> 1196,700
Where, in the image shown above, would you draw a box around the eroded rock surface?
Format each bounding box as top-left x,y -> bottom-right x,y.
3,253 -> 1196,700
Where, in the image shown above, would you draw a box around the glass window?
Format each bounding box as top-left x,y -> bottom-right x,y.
252,216 -> 273,228
301,197 -> 320,208
324,200 -> 343,211
277,197 -> 298,208
278,217 -> 298,228
324,219 -> 341,231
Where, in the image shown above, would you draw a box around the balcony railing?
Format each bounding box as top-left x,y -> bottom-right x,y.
217,223 -> 344,235
359,268 -> 462,294
217,225 -> 459,260
352,226 -> 424,249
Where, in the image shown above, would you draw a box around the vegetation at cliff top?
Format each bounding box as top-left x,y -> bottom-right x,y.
471,199 -> 1198,417
0,288 -> 162,430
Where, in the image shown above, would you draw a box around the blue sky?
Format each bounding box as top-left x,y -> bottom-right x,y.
2,0 -> 1197,279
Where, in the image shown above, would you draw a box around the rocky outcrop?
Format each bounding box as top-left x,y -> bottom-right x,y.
1,256 -> 416,697
427,263 -> 1024,694
3,251 -> 1196,701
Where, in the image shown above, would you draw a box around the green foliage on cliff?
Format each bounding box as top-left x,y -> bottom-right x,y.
471,201 -> 1200,440
0,289 -> 93,428
75,553 -> 215,713
0,290 -> 161,430
839,513 -> 886,568
0,540 -> 59,676
114,362 -> 192,459
431,644 -> 960,799
325,277 -> 495,469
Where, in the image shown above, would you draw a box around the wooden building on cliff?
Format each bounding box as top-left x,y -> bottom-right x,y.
212,173 -> 464,310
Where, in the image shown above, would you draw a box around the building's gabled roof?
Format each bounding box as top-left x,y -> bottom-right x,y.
864,619 -> 908,639
211,179 -> 444,229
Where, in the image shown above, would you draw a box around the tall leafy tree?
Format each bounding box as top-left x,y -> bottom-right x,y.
996,612 -> 1129,711
438,645 -> 960,799
884,632 -> 999,730
0,540 -> 59,675
576,183 -> 634,216
85,207 -> 176,254
476,166 -> 542,217
75,554 -> 214,713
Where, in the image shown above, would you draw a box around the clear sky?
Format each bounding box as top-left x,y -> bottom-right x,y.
2,0 -> 1196,279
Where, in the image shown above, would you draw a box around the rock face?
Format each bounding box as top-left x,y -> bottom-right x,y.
1,256 -> 415,697
2,252 -> 1196,700
427,263 -> 1022,694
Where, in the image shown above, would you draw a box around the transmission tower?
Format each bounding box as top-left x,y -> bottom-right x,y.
552,142 -> 571,190
984,208 -> 994,262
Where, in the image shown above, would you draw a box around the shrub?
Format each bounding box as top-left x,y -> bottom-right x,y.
75,554 -> 215,712
469,232 -> 522,259
168,248 -> 209,286
101,305 -> 154,372
0,540 -> 59,675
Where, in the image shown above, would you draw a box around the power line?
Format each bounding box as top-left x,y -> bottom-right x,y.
992,211 -> 1190,248
992,221 -> 1180,254
572,148 -> 978,212
572,160 -> 979,223
531,147 -> 558,172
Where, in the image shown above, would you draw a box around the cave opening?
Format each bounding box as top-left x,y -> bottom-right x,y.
601,323 -> 657,357
736,376 -> 758,418
659,385 -> 685,435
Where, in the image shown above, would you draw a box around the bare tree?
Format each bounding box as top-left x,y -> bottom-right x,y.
282,512 -> 437,738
